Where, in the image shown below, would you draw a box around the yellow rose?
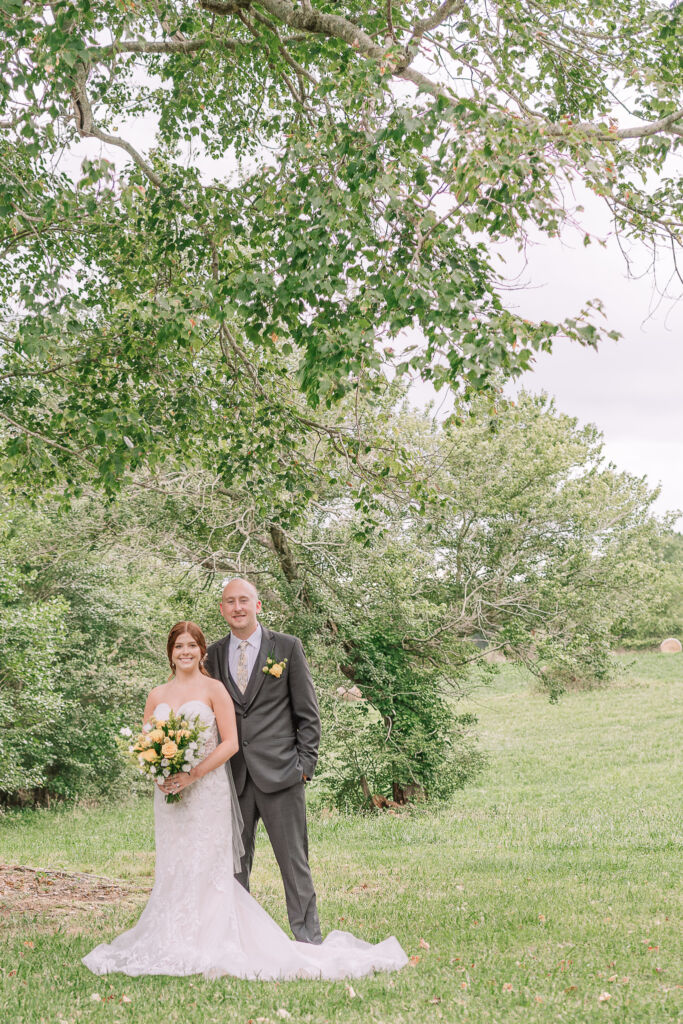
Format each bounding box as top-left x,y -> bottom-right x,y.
161,740 -> 178,758
269,663 -> 284,678
148,729 -> 164,743
141,748 -> 158,762
155,720 -> 166,729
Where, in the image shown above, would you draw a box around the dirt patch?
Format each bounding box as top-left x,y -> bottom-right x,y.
0,863 -> 146,920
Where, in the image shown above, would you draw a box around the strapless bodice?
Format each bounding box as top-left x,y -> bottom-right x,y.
151,699 -> 215,723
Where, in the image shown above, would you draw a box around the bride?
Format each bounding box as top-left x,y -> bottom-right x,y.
82,621 -> 408,980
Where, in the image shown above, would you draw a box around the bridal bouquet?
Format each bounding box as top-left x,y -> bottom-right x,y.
124,711 -> 205,803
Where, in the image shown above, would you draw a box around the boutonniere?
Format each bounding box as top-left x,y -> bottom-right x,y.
263,655 -> 287,678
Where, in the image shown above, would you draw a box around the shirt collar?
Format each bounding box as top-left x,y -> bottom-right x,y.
230,623 -> 262,650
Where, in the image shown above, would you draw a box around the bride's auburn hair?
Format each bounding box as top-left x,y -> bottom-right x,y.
167,621 -> 211,679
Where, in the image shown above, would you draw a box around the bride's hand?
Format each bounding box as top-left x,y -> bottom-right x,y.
159,771 -> 193,796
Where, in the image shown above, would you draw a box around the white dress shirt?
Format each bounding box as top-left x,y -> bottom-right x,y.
228,624 -> 262,685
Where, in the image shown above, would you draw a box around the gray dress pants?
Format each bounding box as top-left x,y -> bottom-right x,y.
235,775 -> 323,945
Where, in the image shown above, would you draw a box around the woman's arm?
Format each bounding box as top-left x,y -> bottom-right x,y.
191,682 -> 238,781
142,686 -> 164,725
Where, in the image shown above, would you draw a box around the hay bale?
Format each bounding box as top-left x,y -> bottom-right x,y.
659,637 -> 682,654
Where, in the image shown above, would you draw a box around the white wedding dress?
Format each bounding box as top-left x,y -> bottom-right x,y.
82,701 -> 408,980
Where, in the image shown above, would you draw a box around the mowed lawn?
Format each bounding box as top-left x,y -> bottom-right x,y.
0,653 -> 681,1024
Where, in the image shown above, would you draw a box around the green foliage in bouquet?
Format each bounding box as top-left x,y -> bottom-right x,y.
128,711 -> 205,804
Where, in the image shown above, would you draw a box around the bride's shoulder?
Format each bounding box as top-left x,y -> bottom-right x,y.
148,682 -> 169,700
205,676 -> 231,705
143,683 -> 169,719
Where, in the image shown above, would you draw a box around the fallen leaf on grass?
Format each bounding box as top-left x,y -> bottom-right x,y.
534,996 -> 543,1003
90,994 -> 102,1002
276,1011 -> 291,1020
648,945 -> 659,951
409,955 -> 421,966
538,914 -> 546,923
564,986 -> 577,993
621,976 -> 630,983
23,941 -> 34,949
502,982 -> 513,992
460,981 -> 468,990
419,938 -> 430,950
608,974 -> 617,982
121,995 -> 132,1003
345,984 -> 358,999
429,996 -> 441,1004
598,992 -> 611,1003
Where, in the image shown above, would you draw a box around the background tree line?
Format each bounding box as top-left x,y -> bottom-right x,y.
1,392 -> 679,809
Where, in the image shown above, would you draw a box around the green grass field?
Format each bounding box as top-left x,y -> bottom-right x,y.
1,653 -> 681,1023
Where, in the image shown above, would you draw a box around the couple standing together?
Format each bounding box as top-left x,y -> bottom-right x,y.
83,578 -> 408,980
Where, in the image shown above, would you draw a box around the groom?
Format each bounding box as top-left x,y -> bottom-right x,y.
205,577 -> 323,944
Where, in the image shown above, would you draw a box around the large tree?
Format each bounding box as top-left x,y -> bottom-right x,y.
0,0 -> 681,503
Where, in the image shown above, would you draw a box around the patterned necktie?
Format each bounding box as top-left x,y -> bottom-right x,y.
236,640 -> 249,694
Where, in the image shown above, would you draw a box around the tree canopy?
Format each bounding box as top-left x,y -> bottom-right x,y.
1,0 -> 681,501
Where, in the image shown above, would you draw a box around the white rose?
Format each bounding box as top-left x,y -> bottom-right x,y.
161,758 -> 169,766
184,750 -> 194,762
189,742 -> 197,750
162,768 -> 170,778
119,727 -> 132,737
181,764 -> 192,773
150,766 -> 157,775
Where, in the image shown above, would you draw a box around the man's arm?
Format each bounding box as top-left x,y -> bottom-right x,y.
288,637 -> 321,780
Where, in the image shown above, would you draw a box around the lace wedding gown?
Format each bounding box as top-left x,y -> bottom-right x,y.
82,701 -> 408,980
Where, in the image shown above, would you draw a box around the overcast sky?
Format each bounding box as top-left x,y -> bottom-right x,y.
499,198 -> 683,525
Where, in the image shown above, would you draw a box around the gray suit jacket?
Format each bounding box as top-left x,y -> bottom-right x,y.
205,627 -> 321,795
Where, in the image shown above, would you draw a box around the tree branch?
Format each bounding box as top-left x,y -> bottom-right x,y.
70,62 -> 163,188
199,0 -> 252,14
88,37 -> 237,59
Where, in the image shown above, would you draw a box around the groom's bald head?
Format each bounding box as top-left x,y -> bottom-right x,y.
219,577 -> 261,638
221,577 -> 259,602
